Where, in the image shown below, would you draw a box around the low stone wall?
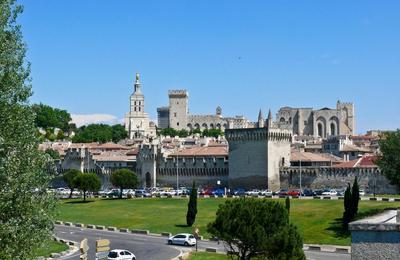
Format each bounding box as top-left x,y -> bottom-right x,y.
349,210 -> 400,260
280,167 -> 399,194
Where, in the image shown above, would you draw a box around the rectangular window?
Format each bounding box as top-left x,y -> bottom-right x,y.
174,113 -> 177,117
177,122 -> 180,126
304,121 -> 307,125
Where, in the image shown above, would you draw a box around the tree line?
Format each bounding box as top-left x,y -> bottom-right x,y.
158,127 -> 224,138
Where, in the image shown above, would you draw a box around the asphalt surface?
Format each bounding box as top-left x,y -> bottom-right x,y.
55,225 -> 350,260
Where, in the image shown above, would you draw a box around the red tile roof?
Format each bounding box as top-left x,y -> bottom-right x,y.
333,155 -> 378,168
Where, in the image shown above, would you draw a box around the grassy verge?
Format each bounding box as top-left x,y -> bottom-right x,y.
34,239 -> 69,258
56,197 -> 399,246
187,252 -> 230,260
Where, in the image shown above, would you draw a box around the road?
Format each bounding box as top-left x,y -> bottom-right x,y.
55,225 -> 350,260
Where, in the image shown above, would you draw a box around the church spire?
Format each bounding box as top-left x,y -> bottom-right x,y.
258,109 -> 265,128
267,109 -> 273,128
134,72 -> 141,94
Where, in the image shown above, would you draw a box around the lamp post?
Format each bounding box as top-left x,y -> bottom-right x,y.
176,153 -> 179,191
299,144 -> 302,197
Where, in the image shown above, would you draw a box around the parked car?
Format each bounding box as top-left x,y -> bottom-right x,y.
107,249 -> 136,260
134,189 -> 151,197
107,189 -> 121,197
233,188 -> 246,196
359,189 -> 366,196
322,189 -> 337,196
287,190 -> 301,196
314,189 -> 324,196
260,189 -> 273,196
277,189 -> 289,196
246,189 -> 261,196
167,233 -> 197,246
302,189 -> 315,197
212,188 -> 225,196
200,188 -> 213,196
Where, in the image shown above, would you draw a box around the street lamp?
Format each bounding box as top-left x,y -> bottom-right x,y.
298,144 -> 302,197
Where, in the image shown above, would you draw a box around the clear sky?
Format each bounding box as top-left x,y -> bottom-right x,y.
19,0 -> 400,133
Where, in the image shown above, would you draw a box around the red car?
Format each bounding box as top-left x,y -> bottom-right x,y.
287,190 -> 301,196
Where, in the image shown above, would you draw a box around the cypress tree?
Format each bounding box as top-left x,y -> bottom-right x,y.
351,176 -> 360,219
285,196 -> 290,216
186,181 -> 198,227
342,184 -> 352,229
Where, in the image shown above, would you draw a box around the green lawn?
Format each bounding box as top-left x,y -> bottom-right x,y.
56,197 -> 399,246
188,252 -> 230,260
34,239 -> 69,258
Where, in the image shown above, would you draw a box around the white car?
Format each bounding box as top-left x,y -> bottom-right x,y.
261,189 -> 273,196
107,249 -> 136,260
359,189 -> 366,196
322,189 -> 338,196
168,233 -> 197,246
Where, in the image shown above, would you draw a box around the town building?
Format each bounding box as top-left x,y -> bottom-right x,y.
276,101 -> 355,138
124,73 -> 157,139
157,90 -> 252,131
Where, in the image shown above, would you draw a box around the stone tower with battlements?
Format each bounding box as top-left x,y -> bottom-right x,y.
168,90 -> 189,131
226,110 -> 292,190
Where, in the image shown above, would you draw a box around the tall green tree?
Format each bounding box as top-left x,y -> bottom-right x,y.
73,173 -> 101,202
0,1 -> 56,258
32,103 -> 72,132
63,169 -> 80,198
351,176 -> 360,218
72,124 -> 127,143
376,130 -> 400,188
186,182 -> 198,227
207,198 -> 305,260
342,184 -> 352,229
285,196 -> 291,216
110,169 -> 138,199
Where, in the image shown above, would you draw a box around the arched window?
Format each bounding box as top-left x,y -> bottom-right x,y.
330,123 -> 336,136
280,117 -> 285,123
318,123 -> 323,137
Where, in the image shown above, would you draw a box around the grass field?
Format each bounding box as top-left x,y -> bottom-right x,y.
188,252 -> 229,260
56,197 -> 399,246
34,239 -> 69,258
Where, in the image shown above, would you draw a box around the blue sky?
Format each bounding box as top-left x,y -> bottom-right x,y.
19,0 -> 400,133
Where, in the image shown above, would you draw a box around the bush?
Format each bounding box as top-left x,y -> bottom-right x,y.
207,198 -> 305,260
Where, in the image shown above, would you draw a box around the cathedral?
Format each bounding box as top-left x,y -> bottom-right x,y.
124,73 -> 156,139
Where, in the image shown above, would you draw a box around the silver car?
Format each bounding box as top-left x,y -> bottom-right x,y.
168,233 -> 197,246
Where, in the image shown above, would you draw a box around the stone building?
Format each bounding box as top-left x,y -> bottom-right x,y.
157,89 -> 252,131
225,111 -> 292,190
136,140 -> 229,188
276,101 -> 355,138
124,73 -> 157,139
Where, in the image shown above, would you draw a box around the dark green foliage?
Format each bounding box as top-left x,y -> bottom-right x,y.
202,128 -> 223,138
285,196 -> 290,216
342,184 -> 352,229
158,127 -> 224,138
186,182 -> 198,227
63,169 -> 80,198
32,103 -> 72,132
73,173 -> 101,202
207,198 -> 305,260
376,130 -> 400,188
111,124 -> 128,142
72,124 -> 127,143
351,177 -> 360,217
0,1 -> 56,258
110,169 -> 138,199
342,178 -> 360,230
45,148 -> 60,160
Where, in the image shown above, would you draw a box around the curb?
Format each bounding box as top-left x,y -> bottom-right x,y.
303,244 -> 351,254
